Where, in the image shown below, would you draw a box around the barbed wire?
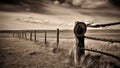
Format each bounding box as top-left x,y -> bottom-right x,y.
80,48 -> 120,61
85,21 -> 120,43
85,36 -> 120,43
87,22 -> 120,28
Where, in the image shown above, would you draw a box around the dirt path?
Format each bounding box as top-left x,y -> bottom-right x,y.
0,38 -> 69,68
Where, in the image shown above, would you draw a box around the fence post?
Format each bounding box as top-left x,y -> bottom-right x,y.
22,31 -> 24,39
13,32 -> 15,37
57,28 -> 59,48
18,32 -> 20,38
18,32 -> 19,38
20,32 -> 21,38
34,30 -> 37,42
45,30 -> 47,45
20,32 -> 22,38
15,32 -> 17,38
53,28 -> 59,53
30,31 -> 32,41
74,21 -> 87,65
24,31 -> 27,40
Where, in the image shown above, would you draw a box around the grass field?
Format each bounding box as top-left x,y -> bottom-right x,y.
0,31 -> 120,68
0,0 -> 120,68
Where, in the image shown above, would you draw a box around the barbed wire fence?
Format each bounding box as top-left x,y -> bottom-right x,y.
0,21 -> 120,66
73,21 -> 120,65
84,22 -> 120,59
87,22 -> 120,28
85,21 -> 120,43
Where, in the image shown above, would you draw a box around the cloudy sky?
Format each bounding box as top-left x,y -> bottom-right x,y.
0,0 -> 120,30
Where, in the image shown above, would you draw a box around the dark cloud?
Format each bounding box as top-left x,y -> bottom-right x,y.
0,0 -> 51,14
0,0 -> 25,4
0,0 -> 120,14
109,0 -> 120,8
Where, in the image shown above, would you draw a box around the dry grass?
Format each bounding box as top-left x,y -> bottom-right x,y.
0,36 -> 120,68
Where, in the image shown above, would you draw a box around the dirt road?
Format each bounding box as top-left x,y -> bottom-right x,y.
0,38 -> 69,68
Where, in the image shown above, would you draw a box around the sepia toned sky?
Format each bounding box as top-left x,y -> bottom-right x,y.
0,0 -> 120,30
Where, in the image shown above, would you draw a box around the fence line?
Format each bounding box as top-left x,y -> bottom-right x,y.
0,21 -> 120,65
80,48 -> 120,61
0,29 -> 60,51
87,21 -> 120,28
85,21 -> 120,43
85,36 -> 120,43
74,21 -> 120,65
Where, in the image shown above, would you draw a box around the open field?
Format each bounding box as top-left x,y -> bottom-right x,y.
0,38 -> 70,68
0,30 -> 120,68
0,0 -> 120,68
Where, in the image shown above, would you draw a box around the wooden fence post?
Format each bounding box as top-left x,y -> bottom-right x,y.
18,32 -> 19,38
30,31 -> 32,41
53,28 -> 59,53
13,32 -> 15,37
34,30 -> 37,42
74,21 -> 87,65
15,32 -> 17,38
57,28 -> 59,48
18,32 -> 20,38
24,31 -> 27,40
45,30 -> 47,45
22,32 -> 24,39
20,32 -> 22,38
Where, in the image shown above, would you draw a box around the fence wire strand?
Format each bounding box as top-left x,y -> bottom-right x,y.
80,48 -> 120,61
87,22 -> 120,28
85,36 -> 120,43
86,21 -> 120,43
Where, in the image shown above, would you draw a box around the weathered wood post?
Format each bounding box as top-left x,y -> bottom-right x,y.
20,32 -> 22,38
21,31 -> 24,39
57,28 -> 59,48
44,30 -> 47,45
17,32 -> 19,38
30,31 -> 32,41
14,32 -> 16,38
74,21 -> 87,65
34,30 -> 37,42
18,32 -> 19,38
18,32 -> 20,38
53,28 -> 59,53
24,31 -> 27,40
15,32 -> 17,38
13,32 -> 15,37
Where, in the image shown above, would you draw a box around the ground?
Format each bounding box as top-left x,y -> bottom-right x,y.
0,38 -> 70,68
0,1 -> 120,68
0,36 -> 120,68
